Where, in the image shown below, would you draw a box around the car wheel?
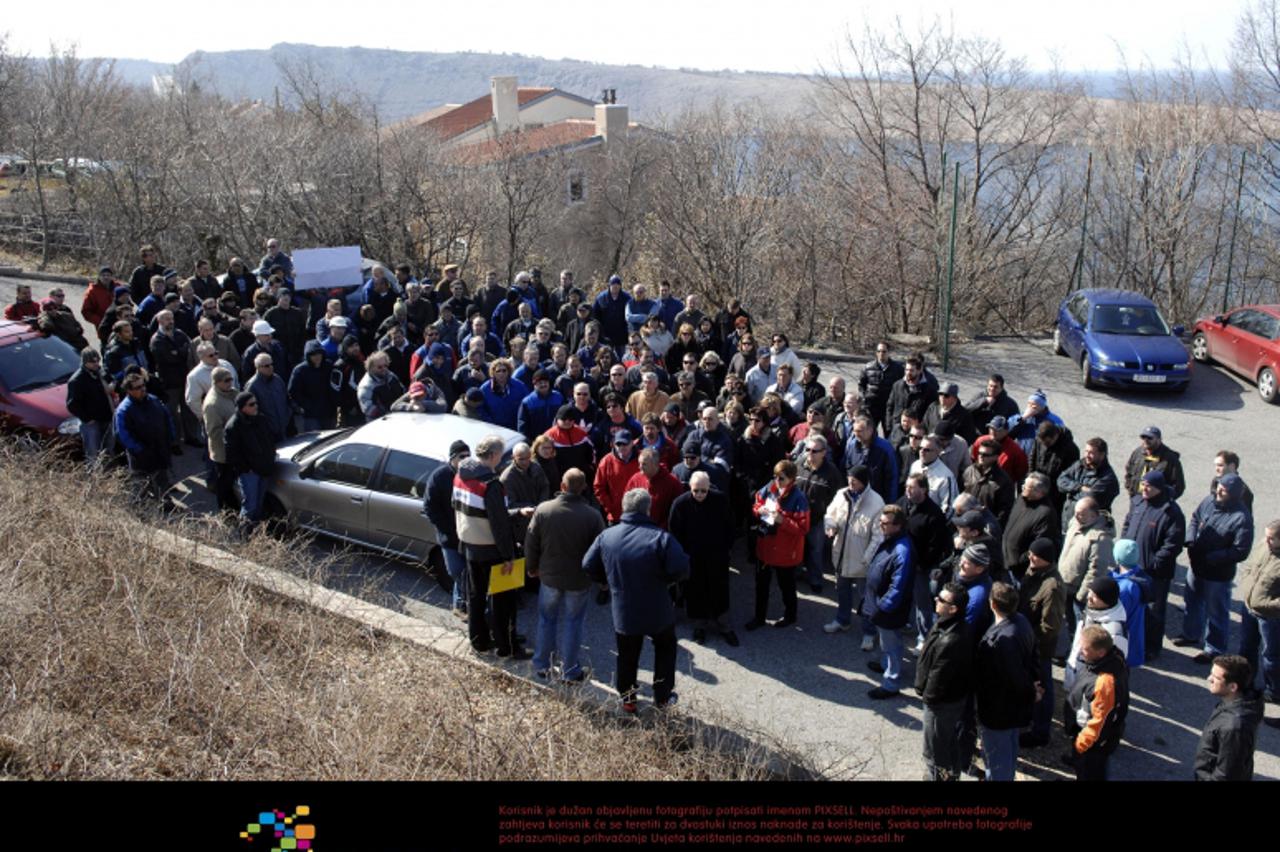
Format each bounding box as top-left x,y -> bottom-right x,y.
1053,326 -> 1066,356
1081,356 -> 1095,389
1259,367 -> 1278,404
1191,332 -> 1211,363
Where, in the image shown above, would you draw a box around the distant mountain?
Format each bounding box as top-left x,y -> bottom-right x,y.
112,43 -> 819,122
95,43 -> 1157,122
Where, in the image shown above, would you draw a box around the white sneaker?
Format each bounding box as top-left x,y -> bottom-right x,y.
823,619 -> 852,634
860,634 -> 876,652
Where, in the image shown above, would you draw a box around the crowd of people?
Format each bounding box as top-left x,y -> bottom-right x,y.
5,236 -> 1277,781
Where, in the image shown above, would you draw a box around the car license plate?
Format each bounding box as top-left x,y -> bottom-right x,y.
1133,374 -> 1166,383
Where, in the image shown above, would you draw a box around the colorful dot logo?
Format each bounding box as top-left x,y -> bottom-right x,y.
240,806 -> 314,851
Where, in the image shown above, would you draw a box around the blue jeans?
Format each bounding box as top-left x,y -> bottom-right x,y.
803,523 -> 828,588
80,420 -> 109,468
877,626 -> 904,691
1182,570 -> 1232,654
1240,609 -> 1280,700
441,545 -> 469,611
1029,655 -> 1053,741
239,471 -> 268,523
835,576 -> 876,636
980,726 -> 1019,781
533,584 -> 592,679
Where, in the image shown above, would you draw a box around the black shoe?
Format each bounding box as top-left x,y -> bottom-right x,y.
498,647 -> 532,661
807,581 -> 824,595
867,660 -> 885,674
471,642 -> 494,655
563,671 -> 588,684
596,588 -> 610,605
656,692 -> 679,709
1193,651 -> 1215,664
867,687 -> 900,700
1172,637 -> 1197,648
513,632 -> 527,645
1019,733 -> 1049,749
692,627 -> 707,644
744,619 -> 765,632
771,616 -> 796,629
722,630 -> 741,648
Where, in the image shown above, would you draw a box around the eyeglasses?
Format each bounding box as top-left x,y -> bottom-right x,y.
808,447 -> 825,453
935,595 -> 955,605
978,452 -> 998,458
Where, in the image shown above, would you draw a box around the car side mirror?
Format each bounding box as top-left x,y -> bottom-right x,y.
1172,325 -> 1185,337
1214,315 -> 1226,325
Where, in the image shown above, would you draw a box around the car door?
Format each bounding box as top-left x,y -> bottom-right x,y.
1220,309 -> 1262,374
365,449 -> 442,560
1238,312 -> 1280,380
1065,295 -> 1089,358
300,442 -> 383,541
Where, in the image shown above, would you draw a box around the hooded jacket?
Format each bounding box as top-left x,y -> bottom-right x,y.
66,362 -> 113,425
224,409 -> 277,477
1121,491 -> 1186,580
1123,442 -> 1186,499
1111,564 -> 1149,666
1194,690 -> 1265,781
1057,459 -> 1120,530
753,480 -> 811,568
1065,601 -> 1128,692
288,341 -> 338,420
114,392 -> 175,472
452,457 -> 516,563
1187,477 -> 1254,583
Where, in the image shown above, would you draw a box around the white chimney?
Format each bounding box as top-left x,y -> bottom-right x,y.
491,76 -> 519,135
595,103 -> 629,143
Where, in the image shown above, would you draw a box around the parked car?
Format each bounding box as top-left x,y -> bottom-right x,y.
1054,289 -> 1191,391
0,320 -> 82,440
264,412 -> 523,569
1191,304 -> 1280,403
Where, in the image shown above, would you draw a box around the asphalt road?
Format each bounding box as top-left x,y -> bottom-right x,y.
5,271 -> 1277,781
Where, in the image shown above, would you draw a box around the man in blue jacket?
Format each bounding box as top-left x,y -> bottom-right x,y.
114,372 -> 176,506
1178,473 -> 1254,664
517,370 -> 565,442
592,275 -> 631,351
584,488 -> 691,712
861,504 -> 916,700
479,358 -> 528,431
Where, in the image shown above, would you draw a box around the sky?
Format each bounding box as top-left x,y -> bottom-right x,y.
2,0 -> 1252,74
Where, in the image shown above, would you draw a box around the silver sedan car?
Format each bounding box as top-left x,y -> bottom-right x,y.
266,412 -> 524,568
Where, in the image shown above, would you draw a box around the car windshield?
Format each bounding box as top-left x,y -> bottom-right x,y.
0,336 -> 80,392
1091,304 -> 1171,336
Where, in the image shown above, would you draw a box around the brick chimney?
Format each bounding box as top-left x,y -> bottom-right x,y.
490,76 -> 519,135
595,103 -> 629,143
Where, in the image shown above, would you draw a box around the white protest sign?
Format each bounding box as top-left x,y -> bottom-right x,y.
292,246 -> 364,291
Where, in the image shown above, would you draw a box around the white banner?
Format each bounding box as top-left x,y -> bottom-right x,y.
292,246 -> 364,291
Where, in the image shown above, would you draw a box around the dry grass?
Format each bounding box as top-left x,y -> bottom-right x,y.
0,443 -> 810,780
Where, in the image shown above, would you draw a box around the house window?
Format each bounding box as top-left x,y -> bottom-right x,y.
567,171 -> 585,204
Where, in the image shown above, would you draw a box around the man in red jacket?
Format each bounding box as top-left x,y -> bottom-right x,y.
625,448 -> 686,529
747,459 -> 811,630
594,430 -> 641,524
81,266 -> 120,329
968,415 -> 1028,486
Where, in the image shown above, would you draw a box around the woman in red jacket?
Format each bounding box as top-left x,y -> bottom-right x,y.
747,459 -> 811,630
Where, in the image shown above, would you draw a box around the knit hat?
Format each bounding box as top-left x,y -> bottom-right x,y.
930,421 -> 956,440
682,437 -> 702,457
556,404 -> 579,422
1028,389 -> 1048,408
1028,537 -> 1057,563
1089,575 -> 1120,607
1217,473 -> 1244,502
1113,538 -> 1139,568
962,542 -> 991,567
988,415 -> 1008,431
113,285 -> 131,299
1141,469 -> 1166,489
448,440 -> 470,461
848,464 -> 871,485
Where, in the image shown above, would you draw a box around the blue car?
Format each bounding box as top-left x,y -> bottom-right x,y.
1054,289 -> 1191,391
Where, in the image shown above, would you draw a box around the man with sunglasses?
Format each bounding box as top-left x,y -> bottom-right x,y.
915,582 -> 973,779
1123,425 -> 1185,500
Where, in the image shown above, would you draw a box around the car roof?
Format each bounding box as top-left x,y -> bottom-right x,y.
0,319 -> 42,347
1073,289 -> 1159,308
351,412 -> 524,457
1228,304 -> 1280,316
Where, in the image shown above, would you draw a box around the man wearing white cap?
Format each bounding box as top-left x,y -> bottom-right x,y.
239,318 -> 287,382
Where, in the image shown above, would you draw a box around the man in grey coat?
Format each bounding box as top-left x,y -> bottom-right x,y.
526,468 -> 606,683
584,488 -> 691,712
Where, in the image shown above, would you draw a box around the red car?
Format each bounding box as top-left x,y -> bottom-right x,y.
1191,305 -> 1280,403
0,319 -> 83,439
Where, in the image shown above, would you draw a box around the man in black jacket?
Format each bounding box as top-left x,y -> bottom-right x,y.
900,472 -> 953,652
1002,473 -> 1060,582
1029,421 -> 1079,517
1122,470 -> 1187,660
966,373 -> 1019,435
1195,654 -> 1264,780
1122,425 -> 1186,500
149,310 -> 195,450
974,582 -> 1040,781
224,391 -> 277,532
858,342 -> 903,436
884,354 -> 937,439
916,582 -> 973,781
424,441 -> 471,618
66,347 -> 114,467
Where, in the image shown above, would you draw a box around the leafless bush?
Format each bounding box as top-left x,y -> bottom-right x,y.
0,444 -> 806,780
